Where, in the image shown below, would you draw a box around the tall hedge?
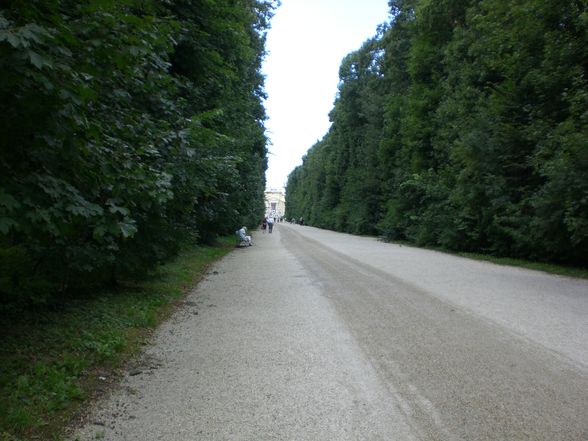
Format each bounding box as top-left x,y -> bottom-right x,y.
0,0 -> 276,311
286,0 -> 588,267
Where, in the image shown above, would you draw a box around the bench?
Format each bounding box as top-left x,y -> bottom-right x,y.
235,230 -> 250,247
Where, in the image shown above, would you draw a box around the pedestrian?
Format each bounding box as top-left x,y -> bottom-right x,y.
261,218 -> 267,233
267,215 -> 274,233
237,226 -> 253,246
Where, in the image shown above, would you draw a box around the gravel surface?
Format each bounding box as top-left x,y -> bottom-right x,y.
71,223 -> 588,440
284,225 -> 588,369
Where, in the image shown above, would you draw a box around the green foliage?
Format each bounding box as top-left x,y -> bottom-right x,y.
286,0 -> 588,267
0,240 -> 233,440
0,0 -> 276,311
286,32 -> 387,234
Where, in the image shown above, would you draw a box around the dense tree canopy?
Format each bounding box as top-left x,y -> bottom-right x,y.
0,0 -> 277,311
286,0 -> 588,267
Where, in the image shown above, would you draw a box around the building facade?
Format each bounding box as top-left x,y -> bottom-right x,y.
264,188 -> 286,220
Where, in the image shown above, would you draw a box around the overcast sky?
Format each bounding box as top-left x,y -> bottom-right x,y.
262,0 -> 391,190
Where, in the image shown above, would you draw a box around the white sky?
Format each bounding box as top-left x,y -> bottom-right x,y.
262,0 -> 391,190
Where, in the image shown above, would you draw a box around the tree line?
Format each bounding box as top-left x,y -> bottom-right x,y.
286,0 -> 588,268
0,0 -> 277,312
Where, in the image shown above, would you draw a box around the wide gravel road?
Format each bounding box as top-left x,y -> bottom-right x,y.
72,223 -> 588,441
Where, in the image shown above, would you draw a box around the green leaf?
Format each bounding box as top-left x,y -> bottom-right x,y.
93,224 -> 108,241
108,205 -> 130,216
2,31 -> 20,48
0,14 -> 9,29
119,221 -> 137,239
0,217 -> 18,234
0,189 -> 20,210
28,51 -> 47,69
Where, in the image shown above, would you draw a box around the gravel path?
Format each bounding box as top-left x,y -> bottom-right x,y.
284,225 -> 588,369
71,223 -> 588,440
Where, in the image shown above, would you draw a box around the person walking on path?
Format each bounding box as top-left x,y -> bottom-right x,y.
267,216 -> 274,233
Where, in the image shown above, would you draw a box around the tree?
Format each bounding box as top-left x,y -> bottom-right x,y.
0,0 -> 277,311
288,0 -> 588,267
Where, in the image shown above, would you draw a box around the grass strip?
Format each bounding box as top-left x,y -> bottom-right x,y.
380,238 -> 588,280
457,252 -> 588,279
0,238 -> 233,441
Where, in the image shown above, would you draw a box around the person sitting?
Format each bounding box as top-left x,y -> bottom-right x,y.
237,226 -> 253,246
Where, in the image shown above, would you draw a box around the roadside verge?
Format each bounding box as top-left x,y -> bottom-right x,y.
0,239 -> 234,441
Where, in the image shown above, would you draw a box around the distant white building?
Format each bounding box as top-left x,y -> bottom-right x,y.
264,188 -> 285,219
